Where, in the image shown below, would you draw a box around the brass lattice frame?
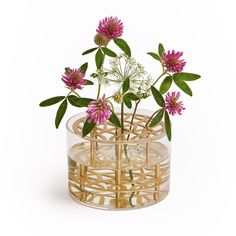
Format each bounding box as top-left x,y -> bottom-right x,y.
68,113 -> 170,210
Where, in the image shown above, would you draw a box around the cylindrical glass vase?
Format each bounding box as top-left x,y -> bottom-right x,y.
66,109 -> 170,210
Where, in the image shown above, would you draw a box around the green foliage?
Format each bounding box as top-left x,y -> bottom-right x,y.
55,99 -> 67,128
125,92 -> 139,101
82,47 -> 98,55
114,38 -> 131,57
147,52 -> 161,62
151,86 -> 164,107
82,119 -> 96,137
164,111 -> 171,141
159,75 -> 172,94
123,96 -> 132,108
158,43 -> 165,57
108,110 -> 121,128
80,62 -> 88,73
123,77 -> 130,93
150,109 -> 164,127
173,72 -> 201,81
95,49 -> 104,69
84,80 -> 94,85
173,76 -> 193,96
68,95 -> 94,107
101,47 -> 117,57
39,96 -> 65,107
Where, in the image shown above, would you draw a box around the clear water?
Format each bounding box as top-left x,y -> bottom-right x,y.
68,141 -> 170,210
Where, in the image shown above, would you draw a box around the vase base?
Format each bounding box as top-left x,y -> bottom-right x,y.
69,190 -> 169,210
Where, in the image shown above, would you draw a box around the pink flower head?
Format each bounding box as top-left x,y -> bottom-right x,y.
62,67 -> 86,90
87,95 -> 112,124
164,92 -> 185,116
162,50 -> 186,73
96,16 -> 123,39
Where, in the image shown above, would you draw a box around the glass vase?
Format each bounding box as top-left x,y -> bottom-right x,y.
66,109 -> 170,210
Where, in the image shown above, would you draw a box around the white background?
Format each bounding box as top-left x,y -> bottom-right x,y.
0,0 -> 236,235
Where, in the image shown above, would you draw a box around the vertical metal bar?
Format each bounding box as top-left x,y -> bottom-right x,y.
146,142 -> 150,164
80,164 -> 87,202
154,163 -> 160,201
90,129 -> 96,165
115,143 -> 122,208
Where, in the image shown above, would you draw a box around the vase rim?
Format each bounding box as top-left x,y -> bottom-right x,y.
66,108 -> 168,144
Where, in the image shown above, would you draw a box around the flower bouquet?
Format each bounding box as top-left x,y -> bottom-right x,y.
40,17 -> 200,210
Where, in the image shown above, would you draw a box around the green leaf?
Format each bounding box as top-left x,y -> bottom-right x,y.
173,72 -> 201,81
95,49 -> 104,69
159,75 -> 173,94
82,47 -> 98,55
151,86 -> 164,107
158,43 -> 165,57
55,99 -> 67,128
150,109 -> 164,127
80,62 -> 88,74
123,96 -> 132,109
173,76 -> 193,96
114,38 -> 131,57
164,111 -> 171,141
125,92 -> 139,101
109,110 -> 121,128
82,119 -> 96,137
39,96 -> 65,107
84,80 -> 94,85
147,52 -> 161,62
68,95 -> 94,107
123,77 -> 130,93
101,47 -> 117,57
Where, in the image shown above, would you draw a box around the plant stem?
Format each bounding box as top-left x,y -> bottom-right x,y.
127,100 -> 141,140
67,91 -> 72,97
123,145 -> 135,207
122,100 -> 142,207
107,100 -> 114,111
97,83 -> 101,99
72,90 -> 80,97
152,71 -> 167,87
121,101 -> 124,132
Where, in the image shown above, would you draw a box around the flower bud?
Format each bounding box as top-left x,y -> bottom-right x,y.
94,33 -> 109,46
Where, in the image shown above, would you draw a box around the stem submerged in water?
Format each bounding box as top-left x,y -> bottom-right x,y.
121,101 -> 135,207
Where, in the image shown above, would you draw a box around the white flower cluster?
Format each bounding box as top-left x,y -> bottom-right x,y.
100,54 -> 153,97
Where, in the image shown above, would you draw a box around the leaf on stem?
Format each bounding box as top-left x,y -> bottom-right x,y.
114,38 -> 131,57
173,72 -> 201,81
82,119 -> 96,137
150,109 -> 164,127
82,47 -> 98,55
39,96 -> 65,107
84,80 -> 94,85
125,92 -> 139,101
101,47 -> 117,57
123,96 -> 132,109
158,43 -> 165,57
109,110 -> 121,128
164,110 -> 171,141
147,52 -> 161,62
151,86 -> 164,107
95,49 -> 104,69
80,62 -> 88,74
55,99 -> 67,128
123,77 -> 130,93
173,76 -> 193,96
68,95 -> 94,107
159,75 -> 173,94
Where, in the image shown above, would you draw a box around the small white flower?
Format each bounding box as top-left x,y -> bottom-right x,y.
102,54 -> 153,96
